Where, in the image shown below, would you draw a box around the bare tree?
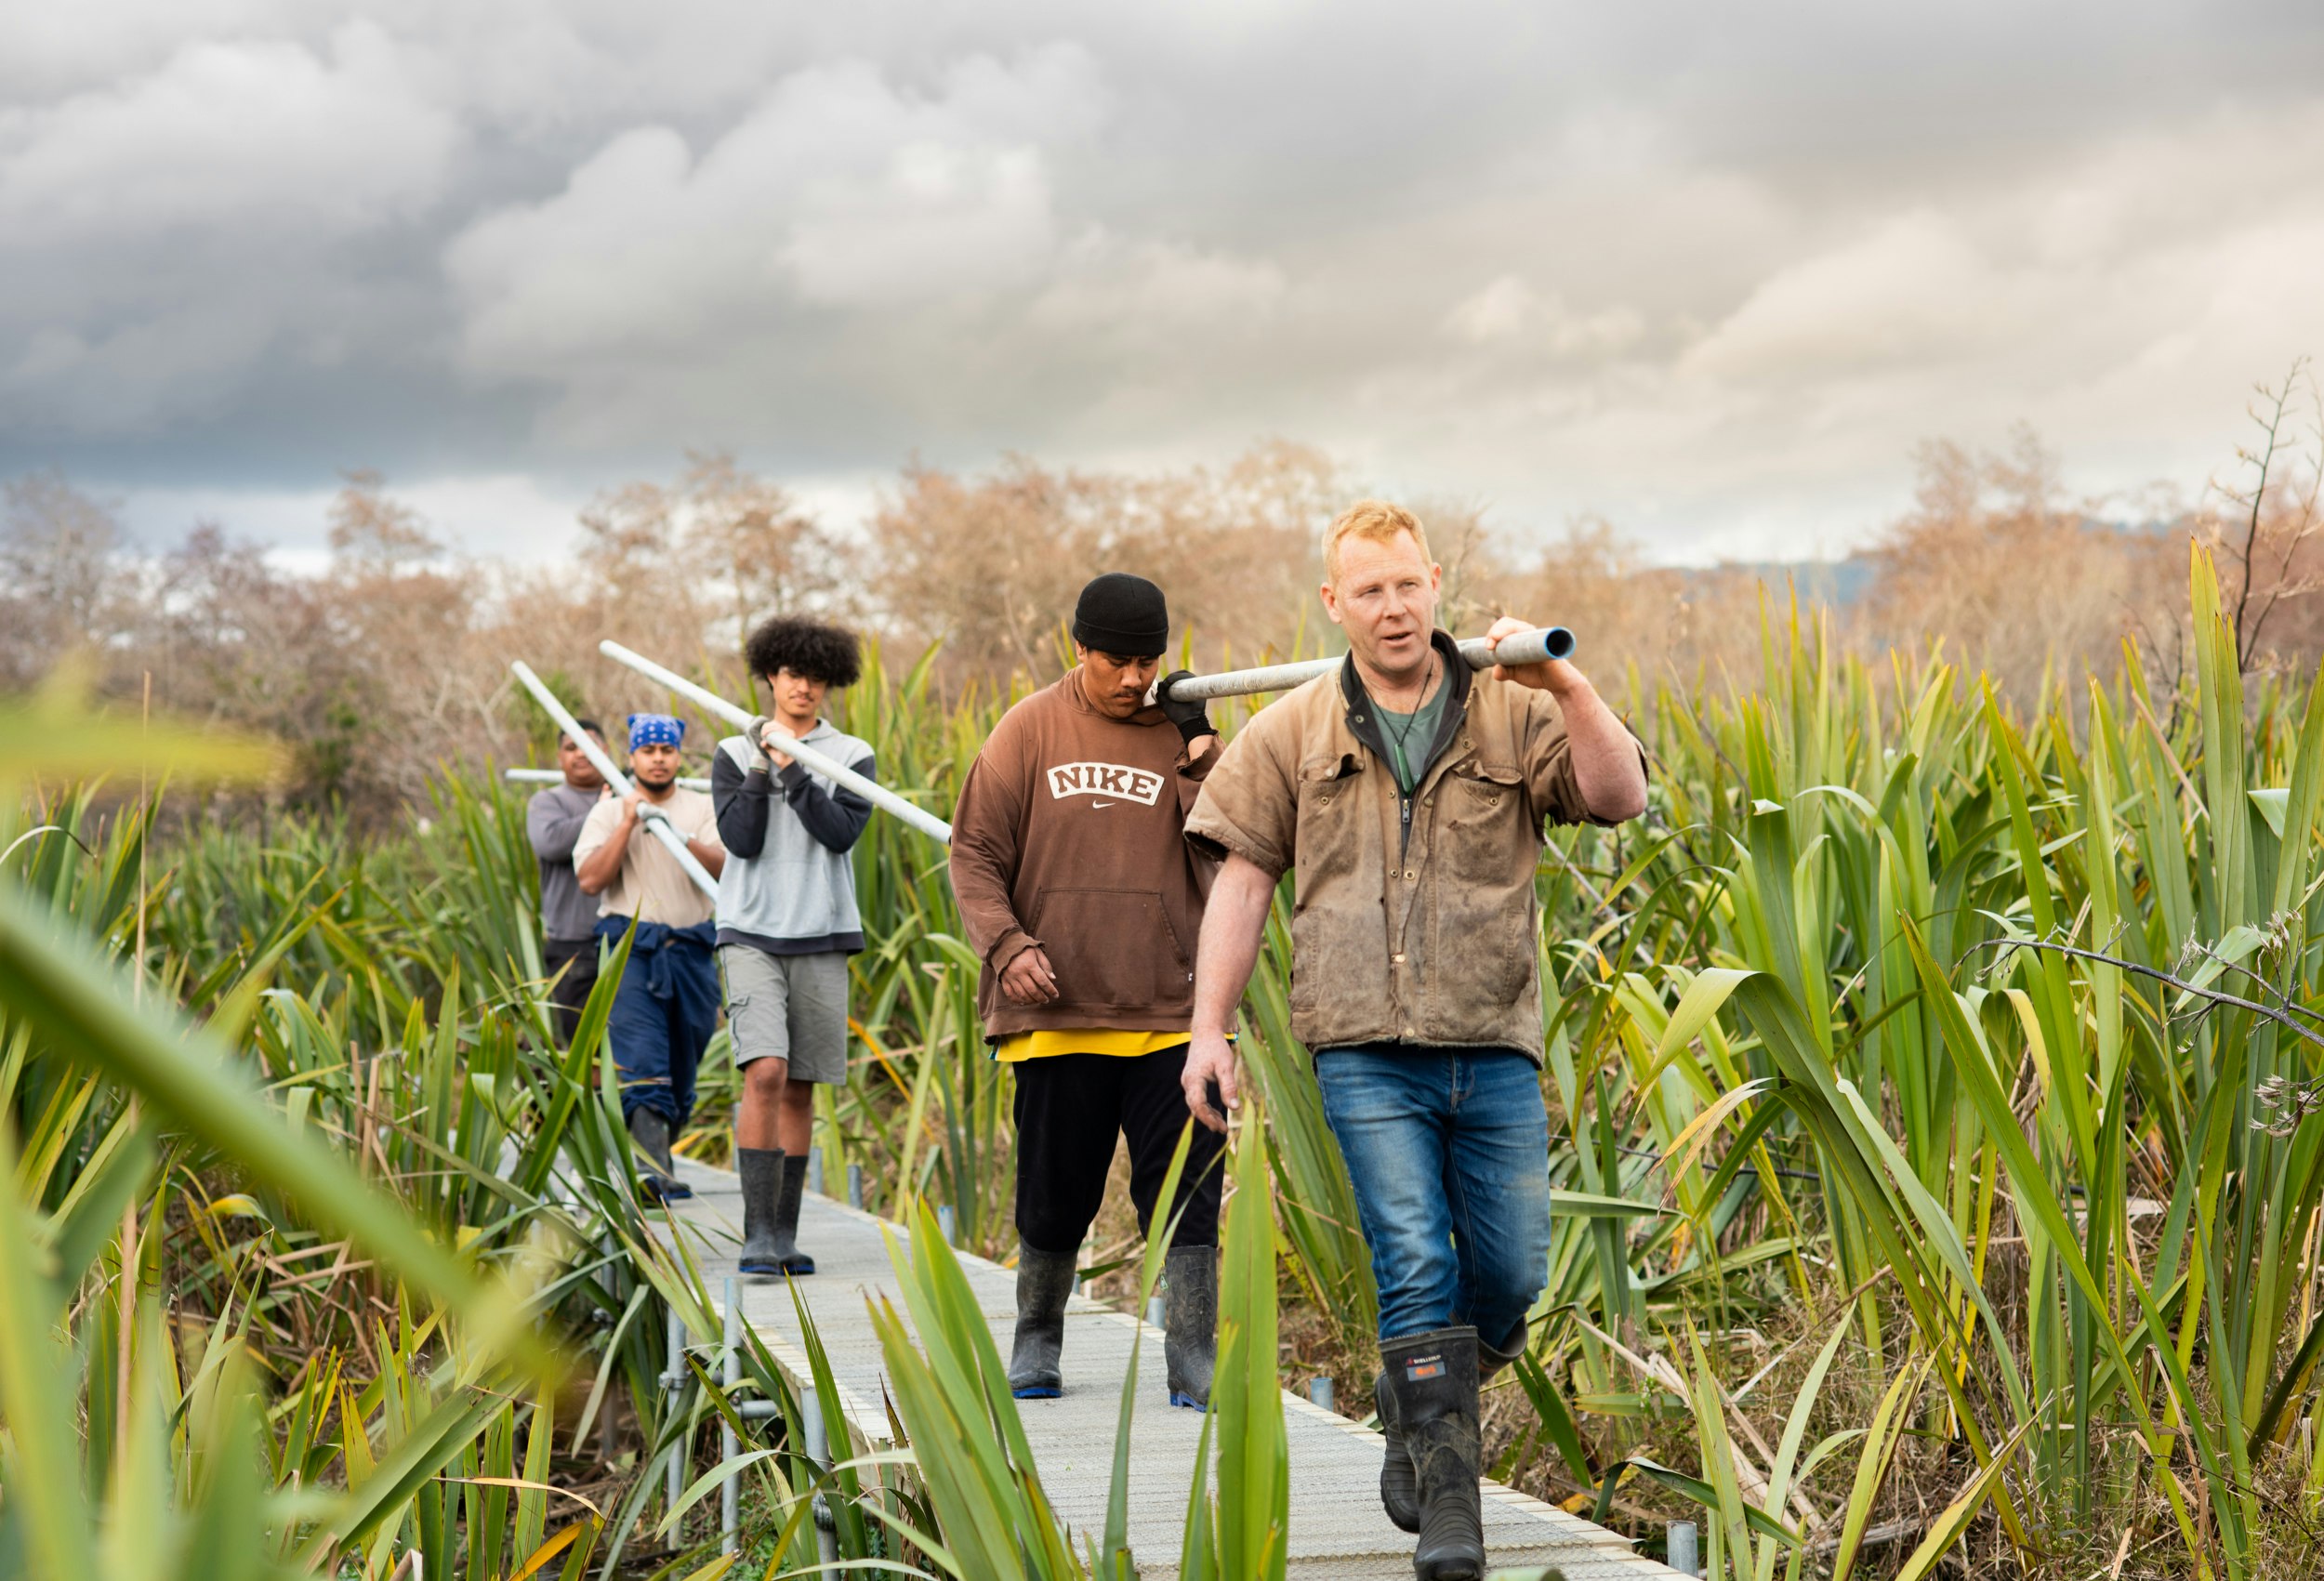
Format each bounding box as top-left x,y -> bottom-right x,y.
869,456 -> 1097,683
680,450 -> 852,643
328,468 -> 441,571
1504,517 -> 1770,708
2212,359 -> 2324,674
1,471 -> 126,688
1861,425 -> 2182,707
12,373 -> 2313,822
868,441 -> 1340,690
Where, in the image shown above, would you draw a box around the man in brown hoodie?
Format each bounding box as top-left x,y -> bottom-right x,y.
948,572 -> 1225,1409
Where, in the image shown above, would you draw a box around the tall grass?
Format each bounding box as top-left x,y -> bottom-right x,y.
1517,551 -> 2324,1577
803,549 -> 2324,1574
0,665 -> 1301,1577
16,545 -> 2324,1575
0,722 -> 922,1574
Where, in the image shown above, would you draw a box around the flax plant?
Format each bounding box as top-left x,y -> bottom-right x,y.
30,549 -> 2324,1578
1554,550 -> 2324,1575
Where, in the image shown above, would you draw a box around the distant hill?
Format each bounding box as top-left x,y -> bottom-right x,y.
1709,558 -> 1879,608
1702,516 -> 2185,613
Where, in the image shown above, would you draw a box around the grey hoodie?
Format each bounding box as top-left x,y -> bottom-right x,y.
709,720 -> 878,955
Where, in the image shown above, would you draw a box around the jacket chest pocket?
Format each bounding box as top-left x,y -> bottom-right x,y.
1292,757 -> 1366,863
1288,756 -> 1371,1014
1430,759 -> 1531,886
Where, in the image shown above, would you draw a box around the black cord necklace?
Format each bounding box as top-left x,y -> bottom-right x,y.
1377,654 -> 1439,782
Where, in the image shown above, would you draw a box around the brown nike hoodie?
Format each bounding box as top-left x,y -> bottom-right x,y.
949,667 -> 1217,1037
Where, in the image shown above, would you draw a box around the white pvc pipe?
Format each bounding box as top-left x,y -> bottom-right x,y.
1159,626 -> 1574,704
598,639 -> 957,848
508,662 -> 720,902
504,767 -> 710,792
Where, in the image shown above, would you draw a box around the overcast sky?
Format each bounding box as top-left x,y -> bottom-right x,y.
7,2 -> 2324,566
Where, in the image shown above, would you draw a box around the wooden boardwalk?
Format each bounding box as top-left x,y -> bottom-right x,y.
667,1160 -> 1684,1579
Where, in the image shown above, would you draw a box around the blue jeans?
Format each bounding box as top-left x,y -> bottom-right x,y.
1314,1047 -> 1552,1350
597,917 -> 720,1126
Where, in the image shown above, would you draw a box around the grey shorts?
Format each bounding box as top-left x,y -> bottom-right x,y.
720,944 -> 850,1085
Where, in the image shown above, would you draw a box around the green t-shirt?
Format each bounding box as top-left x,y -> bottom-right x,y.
1376,678 -> 1452,793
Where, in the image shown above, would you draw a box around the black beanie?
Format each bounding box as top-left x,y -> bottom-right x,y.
1071,573 -> 1169,657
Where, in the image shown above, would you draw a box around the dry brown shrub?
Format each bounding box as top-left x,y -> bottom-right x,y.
868,440 -> 1339,687
15,407 -> 2304,824
1861,427 -> 2185,705
1498,518 -> 1770,710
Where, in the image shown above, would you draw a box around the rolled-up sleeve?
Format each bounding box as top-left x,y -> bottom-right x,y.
1522,694 -> 1645,829
1184,714 -> 1299,878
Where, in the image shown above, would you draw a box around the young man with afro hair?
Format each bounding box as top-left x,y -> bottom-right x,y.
710,615 -> 877,1275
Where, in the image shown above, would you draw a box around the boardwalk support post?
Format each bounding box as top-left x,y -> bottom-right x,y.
936,1204 -> 957,1245
805,1146 -> 823,1196
1668,1521 -> 1698,1575
661,1303 -> 687,1535
1307,1376 -> 1335,1410
598,1233 -> 622,1464
721,1277 -> 742,1557
846,1164 -> 864,1209
802,1388 -> 840,1568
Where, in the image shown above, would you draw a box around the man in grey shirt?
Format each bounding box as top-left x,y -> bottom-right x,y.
711,617 -> 876,1276
527,718 -> 609,1045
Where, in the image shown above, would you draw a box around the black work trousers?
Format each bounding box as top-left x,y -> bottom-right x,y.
1010,1047 -> 1226,1256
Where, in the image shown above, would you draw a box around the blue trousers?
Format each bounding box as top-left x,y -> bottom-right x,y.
597,917 -> 720,1126
1314,1047 -> 1552,1350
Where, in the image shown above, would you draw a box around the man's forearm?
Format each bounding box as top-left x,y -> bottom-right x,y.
1553,680 -> 1648,822
687,835 -> 725,878
1192,855 -> 1274,1036
575,818 -> 634,894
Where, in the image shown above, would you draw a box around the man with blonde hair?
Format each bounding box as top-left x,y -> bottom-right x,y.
1182,499 -> 1645,1581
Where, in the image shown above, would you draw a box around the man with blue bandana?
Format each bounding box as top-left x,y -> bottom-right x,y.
574,713 -> 727,1200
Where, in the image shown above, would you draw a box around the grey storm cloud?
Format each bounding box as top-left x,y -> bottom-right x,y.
6,1 -> 2324,560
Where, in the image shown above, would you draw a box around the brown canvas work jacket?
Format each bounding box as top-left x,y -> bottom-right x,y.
1184,630 -> 1638,1063
949,668 -> 1218,1037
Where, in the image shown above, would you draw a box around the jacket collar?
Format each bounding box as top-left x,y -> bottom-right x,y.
1338,629 -> 1471,781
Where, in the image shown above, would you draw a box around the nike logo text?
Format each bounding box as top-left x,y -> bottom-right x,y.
1046,762 -> 1165,806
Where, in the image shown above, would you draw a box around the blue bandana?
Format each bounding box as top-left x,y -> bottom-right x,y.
627,713 -> 685,752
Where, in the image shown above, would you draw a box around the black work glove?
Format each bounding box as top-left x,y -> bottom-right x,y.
1157,670 -> 1216,744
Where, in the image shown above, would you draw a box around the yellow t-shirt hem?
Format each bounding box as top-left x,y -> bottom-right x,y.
994,1028 -> 1191,1063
